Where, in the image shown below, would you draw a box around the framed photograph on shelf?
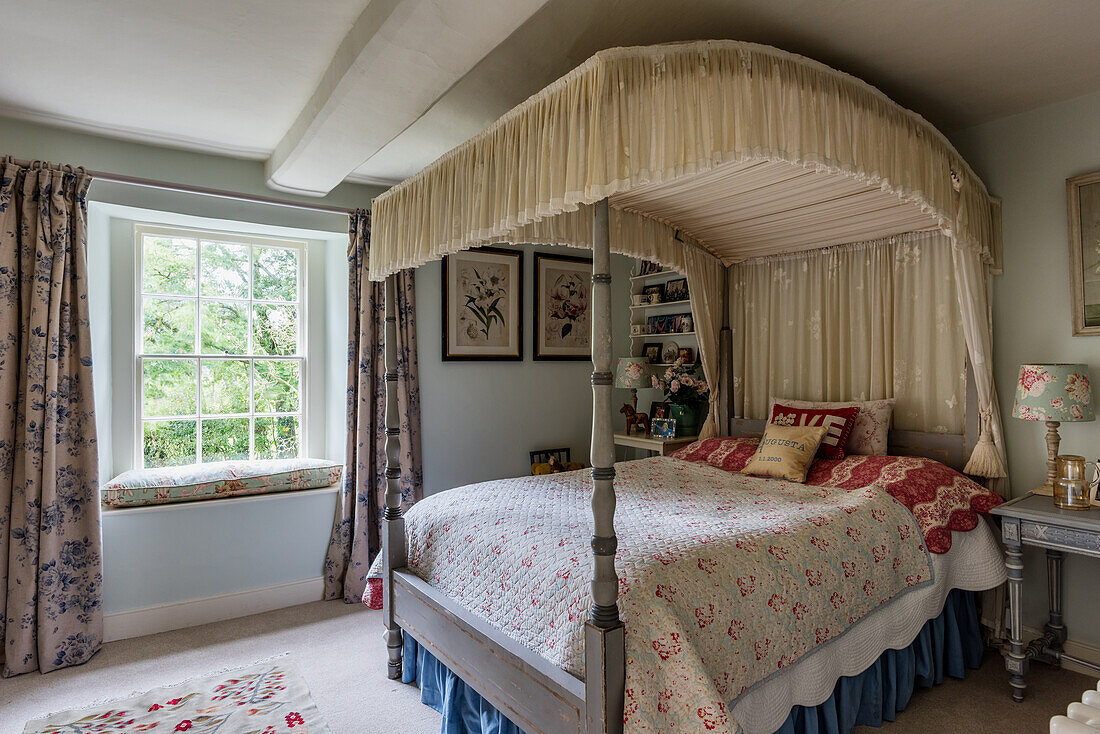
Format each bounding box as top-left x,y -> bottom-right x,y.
442,247 -> 523,360
651,418 -> 676,438
533,252 -> 592,360
662,277 -> 689,303
642,285 -> 664,303
678,347 -> 695,364
641,343 -> 662,364
1068,170 -> 1100,336
649,401 -> 670,423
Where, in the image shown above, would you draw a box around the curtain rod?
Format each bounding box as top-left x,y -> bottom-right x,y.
7,157 -> 360,216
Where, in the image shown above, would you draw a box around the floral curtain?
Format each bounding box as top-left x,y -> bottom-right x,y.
731,231 -> 966,435
323,211 -> 422,604
0,158 -> 103,676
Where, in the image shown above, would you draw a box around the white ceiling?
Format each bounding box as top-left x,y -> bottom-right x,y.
3,0 -> 1100,194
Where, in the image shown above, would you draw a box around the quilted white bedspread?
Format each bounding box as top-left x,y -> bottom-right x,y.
367,456 -> 933,733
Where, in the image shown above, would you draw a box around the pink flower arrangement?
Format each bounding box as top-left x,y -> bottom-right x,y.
651,357 -> 709,407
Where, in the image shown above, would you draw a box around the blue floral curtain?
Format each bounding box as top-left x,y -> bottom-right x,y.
0,158 -> 103,675
323,210 -> 422,603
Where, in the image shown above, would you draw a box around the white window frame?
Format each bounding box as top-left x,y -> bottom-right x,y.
133,224 -> 309,467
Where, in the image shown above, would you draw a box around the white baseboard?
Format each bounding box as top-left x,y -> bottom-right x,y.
103,576 -> 325,642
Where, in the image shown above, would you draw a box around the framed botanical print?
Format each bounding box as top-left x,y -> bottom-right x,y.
533,252 -> 592,360
442,247 -> 523,360
1069,171 -> 1100,336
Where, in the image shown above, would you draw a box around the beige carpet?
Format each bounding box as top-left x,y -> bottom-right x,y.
0,600 -> 1091,733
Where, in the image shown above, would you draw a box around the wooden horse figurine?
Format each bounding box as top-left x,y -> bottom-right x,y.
620,404 -> 650,436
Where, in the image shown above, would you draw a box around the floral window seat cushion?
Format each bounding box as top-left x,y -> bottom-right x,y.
102,459 -> 343,508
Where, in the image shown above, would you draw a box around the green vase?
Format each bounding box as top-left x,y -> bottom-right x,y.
669,404 -> 700,437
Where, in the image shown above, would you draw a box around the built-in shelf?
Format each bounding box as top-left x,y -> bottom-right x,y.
629,270 -> 681,282
628,299 -> 691,310
631,331 -> 695,339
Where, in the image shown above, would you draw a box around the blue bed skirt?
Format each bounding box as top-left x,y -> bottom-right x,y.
401,588 -> 984,734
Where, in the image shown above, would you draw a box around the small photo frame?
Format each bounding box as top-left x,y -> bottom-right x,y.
663,277 -> 689,303
642,343 -> 662,364
651,418 -> 676,438
678,347 -> 694,364
649,401 -> 670,422
630,323 -> 649,337
642,285 -> 664,303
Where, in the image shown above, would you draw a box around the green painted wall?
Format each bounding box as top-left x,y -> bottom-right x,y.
952,89 -> 1100,649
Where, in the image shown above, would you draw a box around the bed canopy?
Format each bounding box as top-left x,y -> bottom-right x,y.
371,39 -> 1008,732
369,39 -> 1004,477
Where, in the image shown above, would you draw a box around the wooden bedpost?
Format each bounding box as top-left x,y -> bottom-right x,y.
585,199 -> 625,734
719,264 -> 733,436
381,274 -> 407,680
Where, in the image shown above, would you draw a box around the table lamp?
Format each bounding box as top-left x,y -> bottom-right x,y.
614,357 -> 651,412
1011,364 -> 1094,492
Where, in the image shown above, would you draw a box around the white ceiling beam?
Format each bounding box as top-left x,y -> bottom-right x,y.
265,0 -> 550,196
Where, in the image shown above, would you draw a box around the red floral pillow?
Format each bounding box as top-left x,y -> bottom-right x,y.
769,403 -> 859,459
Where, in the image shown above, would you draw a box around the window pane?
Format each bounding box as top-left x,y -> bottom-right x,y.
144,420 -> 197,467
142,359 -> 197,417
253,247 -> 298,302
200,241 -> 250,299
200,300 -> 248,354
143,297 -> 196,354
142,236 -> 196,295
201,418 -> 250,462
253,304 -> 297,355
255,416 -> 299,459
201,359 -> 249,414
253,360 -> 300,413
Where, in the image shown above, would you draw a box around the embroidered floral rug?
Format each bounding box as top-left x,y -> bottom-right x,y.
23,657 -> 331,734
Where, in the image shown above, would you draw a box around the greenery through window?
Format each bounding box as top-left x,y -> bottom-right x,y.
138,228 -> 304,468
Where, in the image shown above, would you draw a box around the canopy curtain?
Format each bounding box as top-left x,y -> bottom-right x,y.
0,158 -> 103,675
731,231 -> 966,436
323,211 -> 423,604
368,40 -> 995,282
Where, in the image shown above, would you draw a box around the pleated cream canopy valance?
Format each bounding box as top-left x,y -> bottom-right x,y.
366,39 -> 1006,479
368,39 -> 997,281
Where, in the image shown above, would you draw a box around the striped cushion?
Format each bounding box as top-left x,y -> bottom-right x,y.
769,403 -> 860,459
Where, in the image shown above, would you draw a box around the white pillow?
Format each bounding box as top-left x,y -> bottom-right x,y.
767,397 -> 896,456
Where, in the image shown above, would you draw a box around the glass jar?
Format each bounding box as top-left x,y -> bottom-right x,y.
1054,455 -> 1099,511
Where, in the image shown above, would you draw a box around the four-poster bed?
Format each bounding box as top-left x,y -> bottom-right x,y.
366,40 -> 1010,734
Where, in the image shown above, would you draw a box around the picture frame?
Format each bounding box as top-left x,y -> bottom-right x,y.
649,401 -> 670,423
533,252 -> 592,360
678,347 -> 694,364
642,285 -> 664,303
663,277 -> 689,303
651,418 -> 676,438
1068,170 -> 1100,336
642,342 -> 662,364
442,247 -> 523,360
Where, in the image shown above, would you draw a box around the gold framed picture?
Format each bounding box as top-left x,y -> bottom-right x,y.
1068,170 -> 1100,336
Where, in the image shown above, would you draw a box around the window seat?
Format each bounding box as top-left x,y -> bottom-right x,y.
102,459 -> 343,508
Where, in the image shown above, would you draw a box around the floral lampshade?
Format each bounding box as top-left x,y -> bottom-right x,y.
1011,364 -> 1094,422
614,357 -> 651,389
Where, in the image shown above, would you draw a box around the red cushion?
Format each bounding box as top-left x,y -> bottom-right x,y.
769,403 -> 859,459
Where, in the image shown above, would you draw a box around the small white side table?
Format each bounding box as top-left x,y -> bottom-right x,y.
613,431 -> 698,456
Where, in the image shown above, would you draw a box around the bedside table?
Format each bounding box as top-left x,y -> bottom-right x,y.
613,432 -> 698,456
990,493 -> 1100,702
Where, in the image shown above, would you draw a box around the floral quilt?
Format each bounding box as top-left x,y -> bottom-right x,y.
365,457 -> 931,733
670,437 -> 1004,553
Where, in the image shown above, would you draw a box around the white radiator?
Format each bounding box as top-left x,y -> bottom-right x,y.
1052,686 -> 1100,733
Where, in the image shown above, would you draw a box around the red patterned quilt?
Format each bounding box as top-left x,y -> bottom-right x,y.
669,436 -> 1003,553
366,457 -> 931,732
